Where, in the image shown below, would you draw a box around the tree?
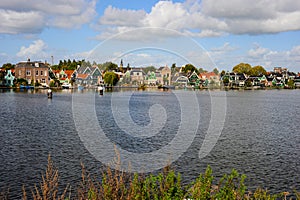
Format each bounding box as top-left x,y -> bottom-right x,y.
104,72 -> 119,85
143,66 -> 156,74
249,66 -> 267,76
220,70 -> 226,77
198,67 -> 207,73
1,63 -> 15,70
213,68 -> 219,75
223,77 -> 229,86
287,79 -> 295,89
183,64 -> 198,74
245,79 -> 253,87
103,62 -> 118,71
232,63 -> 252,75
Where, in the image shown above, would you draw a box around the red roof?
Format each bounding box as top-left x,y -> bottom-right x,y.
64,70 -> 75,79
77,73 -> 89,79
199,72 -> 218,79
52,70 -> 60,74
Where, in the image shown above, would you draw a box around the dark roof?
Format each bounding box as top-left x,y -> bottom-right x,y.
16,61 -> 49,68
130,69 -> 145,76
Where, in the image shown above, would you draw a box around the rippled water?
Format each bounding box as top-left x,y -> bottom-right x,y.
0,89 -> 299,198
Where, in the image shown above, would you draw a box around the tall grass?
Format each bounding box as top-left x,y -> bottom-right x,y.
1,154 -> 298,200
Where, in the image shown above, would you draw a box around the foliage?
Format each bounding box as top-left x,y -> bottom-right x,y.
198,67 -> 207,73
104,72 -> 119,85
103,62 -> 118,72
245,79 -> 253,87
286,79 -> 295,88
213,67 -> 219,75
143,66 -> 156,74
1,63 -> 15,70
20,156 -> 297,200
233,63 -> 252,75
183,64 -> 199,74
49,79 -> 60,87
221,70 -> 226,77
24,155 -> 69,200
223,76 -> 230,86
249,65 -> 267,76
52,59 -> 84,70
15,78 -> 28,86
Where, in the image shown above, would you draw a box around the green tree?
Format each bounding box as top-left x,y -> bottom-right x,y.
220,70 -> 226,77
183,64 -> 198,74
223,77 -> 229,86
232,63 -> 252,75
143,66 -> 156,74
104,72 -> 119,85
1,63 -> 15,70
103,62 -> 118,71
198,67 -> 207,73
213,68 -> 219,75
287,79 -> 295,89
249,65 -> 267,76
245,79 -> 253,87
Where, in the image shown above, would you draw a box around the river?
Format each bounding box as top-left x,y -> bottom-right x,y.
0,88 -> 299,198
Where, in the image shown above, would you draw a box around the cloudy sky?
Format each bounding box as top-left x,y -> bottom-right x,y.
0,0 -> 300,72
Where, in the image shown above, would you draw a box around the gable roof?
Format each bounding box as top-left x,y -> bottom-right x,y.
77,73 -> 89,79
199,72 -> 218,79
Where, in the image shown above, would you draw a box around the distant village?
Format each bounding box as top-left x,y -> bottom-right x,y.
0,58 -> 300,90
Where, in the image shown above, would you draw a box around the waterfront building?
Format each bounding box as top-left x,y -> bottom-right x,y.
157,66 -> 171,85
15,59 -> 50,86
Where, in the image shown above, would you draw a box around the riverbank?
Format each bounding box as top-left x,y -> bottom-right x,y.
1,155 -> 298,200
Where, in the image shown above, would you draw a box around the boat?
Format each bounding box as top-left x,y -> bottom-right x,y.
78,85 -> 84,90
20,85 -> 34,89
61,83 -> 72,89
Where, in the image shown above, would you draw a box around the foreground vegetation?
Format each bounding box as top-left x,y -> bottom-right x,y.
1,155 -> 299,200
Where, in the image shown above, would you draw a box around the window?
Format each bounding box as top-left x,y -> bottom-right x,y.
40,71 -> 43,76
41,79 -> 46,83
26,70 -> 31,76
44,71 -> 47,76
19,70 -> 21,76
36,70 -> 39,76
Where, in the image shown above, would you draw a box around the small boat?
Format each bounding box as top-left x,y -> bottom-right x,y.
78,85 -> 84,90
20,85 -> 34,89
61,83 -> 72,89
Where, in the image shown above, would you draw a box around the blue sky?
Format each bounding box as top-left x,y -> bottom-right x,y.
0,0 -> 300,72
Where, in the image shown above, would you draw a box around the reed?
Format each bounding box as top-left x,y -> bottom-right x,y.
2,154 -> 298,200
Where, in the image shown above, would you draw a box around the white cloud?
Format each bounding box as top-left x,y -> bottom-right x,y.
0,9 -> 44,34
0,0 -> 96,34
99,6 -> 146,27
17,39 -> 47,59
95,0 -> 300,40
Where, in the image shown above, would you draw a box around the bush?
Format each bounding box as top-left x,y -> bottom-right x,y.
12,156 -> 299,200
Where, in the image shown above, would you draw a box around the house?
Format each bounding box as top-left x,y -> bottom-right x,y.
294,76 -> 300,88
4,70 -> 15,87
157,66 -> 171,85
171,72 -> 189,87
273,67 -> 287,74
74,65 -> 102,86
52,69 -> 75,84
76,74 -> 89,85
130,68 -> 145,85
145,71 -> 158,86
199,72 -> 220,86
188,71 -> 201,87
266,77 -> 274,87
15,59 -> 50,86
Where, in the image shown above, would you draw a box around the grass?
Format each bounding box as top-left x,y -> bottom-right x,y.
1,155 -> 299,200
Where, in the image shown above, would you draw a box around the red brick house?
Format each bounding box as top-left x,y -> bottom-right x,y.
15,60 -> 50,86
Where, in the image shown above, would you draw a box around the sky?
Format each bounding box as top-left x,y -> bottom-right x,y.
0,0 -> 300,72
